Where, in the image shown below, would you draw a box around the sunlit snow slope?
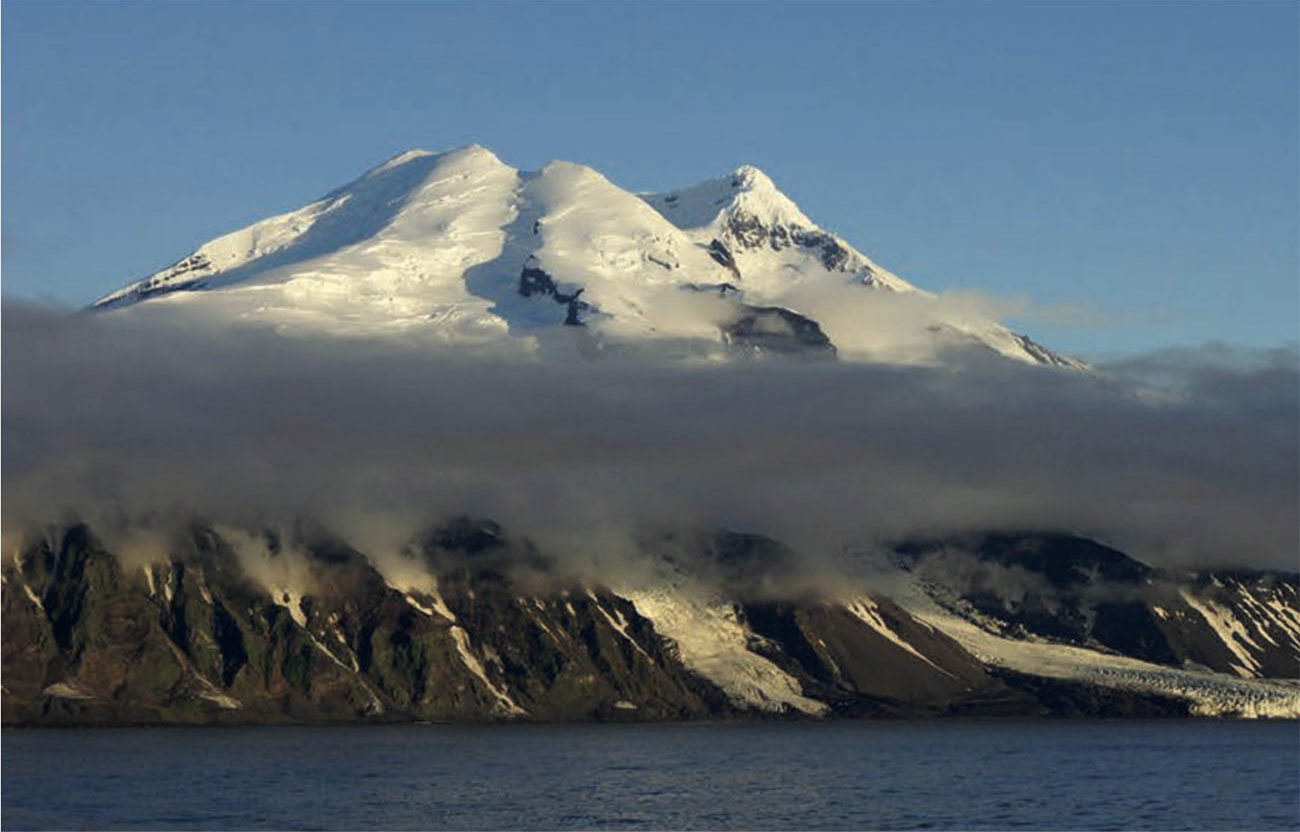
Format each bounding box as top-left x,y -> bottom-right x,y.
93,145 -> 1079,366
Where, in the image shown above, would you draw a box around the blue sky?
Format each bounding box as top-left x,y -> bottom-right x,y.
3,1 -> 1296,357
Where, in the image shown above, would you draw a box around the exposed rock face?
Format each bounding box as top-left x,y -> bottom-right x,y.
721,210 -> 861,280
1,523 -> 739,724
95,254 -> 214,309
721,305 -> 837,357
519,244 -> 837,355
736,598 -> 1001,715
2,524 -> 1293,725
899,533 -> 1300,679
1011,334 -> 1088,369
517,258 -> 590,326
706,239 -> 742,282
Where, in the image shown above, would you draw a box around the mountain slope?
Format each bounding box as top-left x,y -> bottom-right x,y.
26,146 -> 1293,727
92,145 -> 1080,366
4,523 -> 1296,725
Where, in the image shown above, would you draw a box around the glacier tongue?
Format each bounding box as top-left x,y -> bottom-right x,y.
617,557 -> 830,716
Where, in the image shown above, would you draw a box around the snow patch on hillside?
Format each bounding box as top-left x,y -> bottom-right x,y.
1179,589 -> 1263,677
215,525 -> 319,622
449,625 -> 528,717
587,590 -> 653,663
372,555 -> 458,622
194,675 -> 242,710
846,597 -> 952,675
42,681 -> 93,700
18,576 -> 44,610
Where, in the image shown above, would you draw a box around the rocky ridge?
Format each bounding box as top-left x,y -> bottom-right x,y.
4,523 -> 1295,725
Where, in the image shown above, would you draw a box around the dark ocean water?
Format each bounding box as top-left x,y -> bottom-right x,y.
2,720 -> 1297,830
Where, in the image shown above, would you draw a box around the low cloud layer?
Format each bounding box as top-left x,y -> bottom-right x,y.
3,300 -> 1296,573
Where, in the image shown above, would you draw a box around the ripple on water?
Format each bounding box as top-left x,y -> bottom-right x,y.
1,721 -> 1297,831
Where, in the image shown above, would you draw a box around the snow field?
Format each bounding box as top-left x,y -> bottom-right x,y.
95,144 -> 1075,367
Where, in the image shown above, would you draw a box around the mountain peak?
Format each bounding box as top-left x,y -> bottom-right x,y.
724,165 -> 811,230
640,164 -> 809,233
537,158 -> 608,182
445,142 -> 505,165
89,145 -> 1079,368
366,144 -> 507,179
729,164 -> 775,191
371,148 -> 435,172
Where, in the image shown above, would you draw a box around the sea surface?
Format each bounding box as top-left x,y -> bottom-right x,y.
2,720 -> 1297,830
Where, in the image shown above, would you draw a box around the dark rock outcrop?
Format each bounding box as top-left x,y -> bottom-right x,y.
518,258 -> 590,326
1011,333 -> 1085,369
722,210 -> 852,272
721,305 -> 837,357
707,238 -> 742,281
92,254 -> 213,309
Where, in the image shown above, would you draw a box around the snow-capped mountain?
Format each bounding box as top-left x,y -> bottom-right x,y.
92,145 -> 1080,367
14,145 -> 1292,727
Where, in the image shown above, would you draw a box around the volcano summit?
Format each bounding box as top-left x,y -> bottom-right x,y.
93,145 -> 1079,367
